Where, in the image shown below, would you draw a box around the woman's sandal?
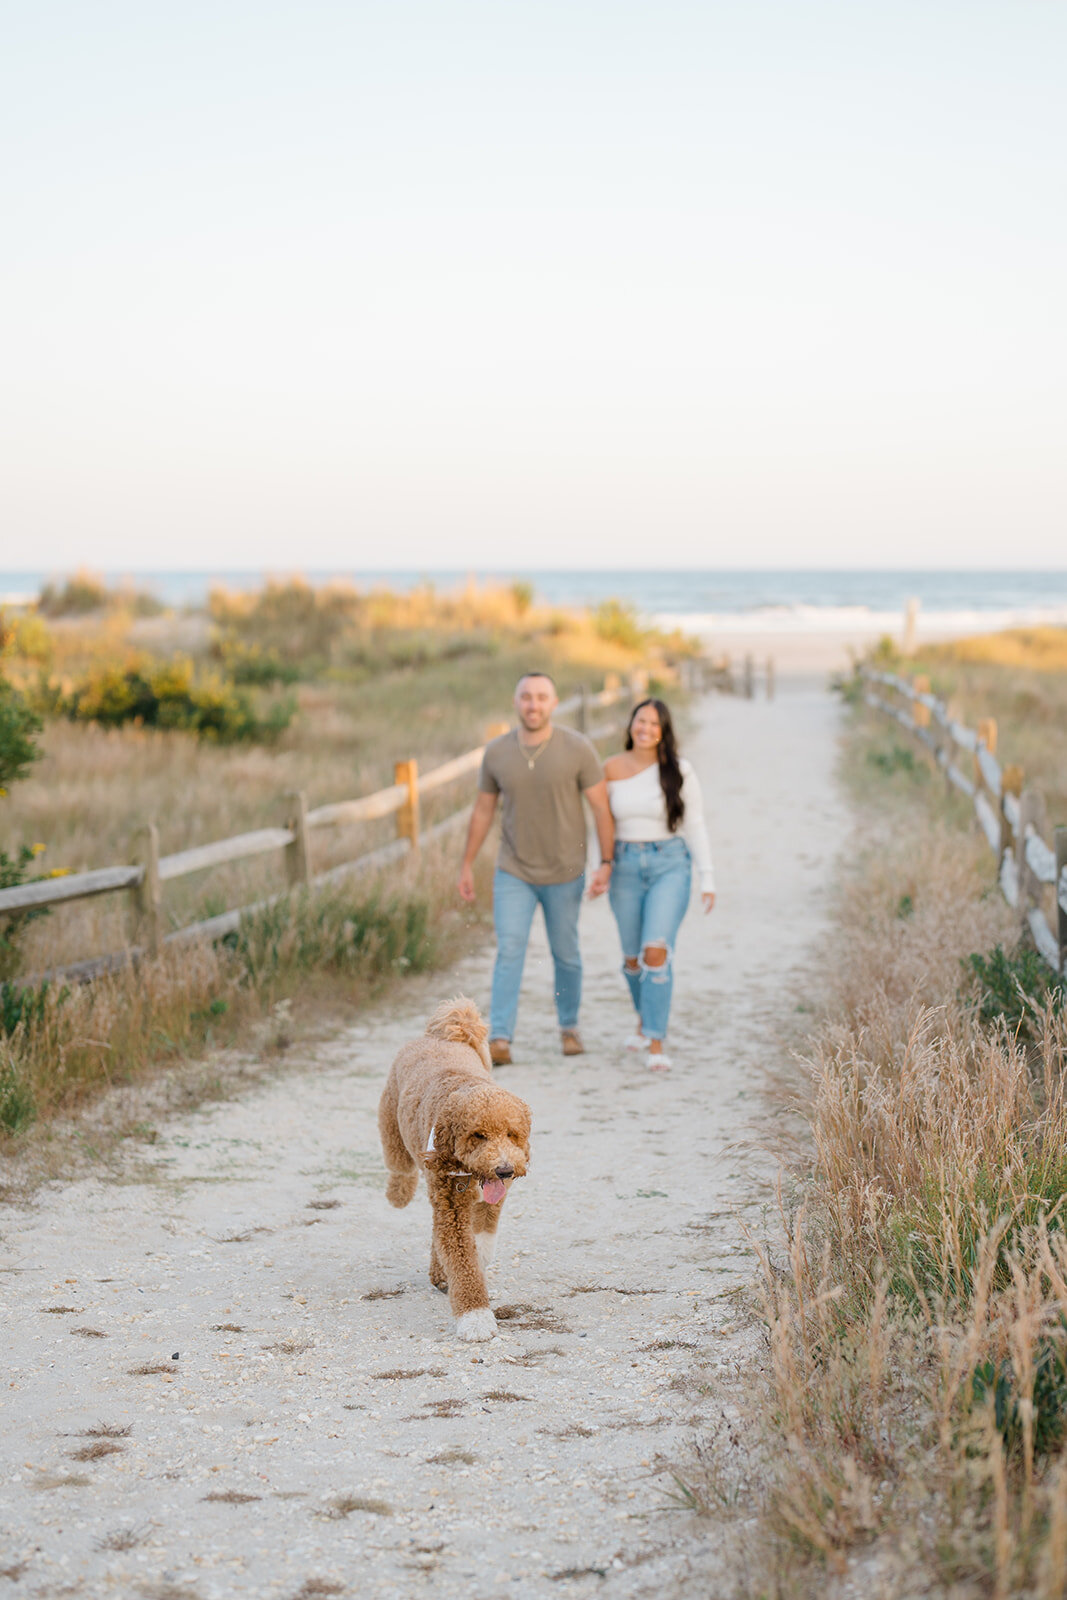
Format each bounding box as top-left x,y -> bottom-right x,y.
622,1032 -> 646,1052
647,1050 -> 672,1071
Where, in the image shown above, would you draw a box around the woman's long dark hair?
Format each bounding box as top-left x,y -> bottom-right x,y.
625,698 -> 684,832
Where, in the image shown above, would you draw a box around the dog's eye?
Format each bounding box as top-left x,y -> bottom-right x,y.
471,1132 -> 487,1141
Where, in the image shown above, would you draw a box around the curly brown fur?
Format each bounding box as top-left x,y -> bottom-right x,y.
377,996 -> 531,1342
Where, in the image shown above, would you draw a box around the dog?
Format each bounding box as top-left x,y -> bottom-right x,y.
377,996 -> 531,1342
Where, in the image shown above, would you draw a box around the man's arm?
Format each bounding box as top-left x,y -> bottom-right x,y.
583,779 -> 615,898
457,790 -> 498,903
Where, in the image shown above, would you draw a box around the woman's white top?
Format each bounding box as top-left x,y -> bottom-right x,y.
607,758 -> 715,893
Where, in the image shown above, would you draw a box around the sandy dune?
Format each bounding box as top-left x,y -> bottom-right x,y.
0,679 -> 845,1599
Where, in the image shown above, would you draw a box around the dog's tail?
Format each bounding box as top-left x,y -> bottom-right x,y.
425,996 -> 490,1067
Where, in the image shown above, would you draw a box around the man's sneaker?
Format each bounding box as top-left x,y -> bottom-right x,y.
489,1038 -> 512,1067
561,1029 -> 585,1057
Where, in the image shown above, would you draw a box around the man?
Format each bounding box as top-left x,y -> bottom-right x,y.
457,671 -> 614,1064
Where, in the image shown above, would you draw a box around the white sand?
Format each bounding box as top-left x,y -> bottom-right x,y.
0,681 -> 846,1599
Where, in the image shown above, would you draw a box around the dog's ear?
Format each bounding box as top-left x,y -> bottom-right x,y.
423,1097 -> 460,1169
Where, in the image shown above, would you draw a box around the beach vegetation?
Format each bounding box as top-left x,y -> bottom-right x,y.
741,656 -> 1067,1595
45,654 -> 296,743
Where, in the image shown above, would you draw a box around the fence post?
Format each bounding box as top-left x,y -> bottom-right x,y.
1056,827 -> 1067,976
576,684 -> 588,735
629,667 -> 649,704
604,671 -> 621,699
395,759 -> 420,850
975,717 -> 997,790
999,765 -> 1023,863
1015,789 -> 1047,923
282,790 -> 311,887
766,657 -> 775,701
743,654 -> 755,699
485,719 -> 510,741
131,823 -> 162,957
913,675 -> 931,728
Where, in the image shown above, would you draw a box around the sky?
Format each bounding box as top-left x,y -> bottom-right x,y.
2,1 -> 1065,572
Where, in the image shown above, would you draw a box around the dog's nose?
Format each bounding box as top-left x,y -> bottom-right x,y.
495,1165 -> 514,1180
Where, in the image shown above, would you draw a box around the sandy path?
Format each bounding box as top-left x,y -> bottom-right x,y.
0,682 -> 844,1600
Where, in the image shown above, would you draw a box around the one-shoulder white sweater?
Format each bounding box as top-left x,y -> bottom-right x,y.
606,759 -> 715,893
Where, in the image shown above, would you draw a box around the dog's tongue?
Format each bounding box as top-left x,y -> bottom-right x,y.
480,1177 -> 507,1206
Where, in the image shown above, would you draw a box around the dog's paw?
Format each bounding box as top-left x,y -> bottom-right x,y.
455,1308 -> 497,1342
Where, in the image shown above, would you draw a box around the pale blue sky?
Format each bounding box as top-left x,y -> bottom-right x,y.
2,1 -> 1064,569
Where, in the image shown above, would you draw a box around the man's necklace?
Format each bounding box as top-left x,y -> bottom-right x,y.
518,728 -> 553,771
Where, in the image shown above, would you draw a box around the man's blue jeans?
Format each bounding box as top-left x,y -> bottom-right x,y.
608,838 -> 692,1042
489,869 -> 584,1041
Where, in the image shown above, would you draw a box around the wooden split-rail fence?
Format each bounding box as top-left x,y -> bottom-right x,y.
861,667 -> 1067,977
0,673 -> 649,986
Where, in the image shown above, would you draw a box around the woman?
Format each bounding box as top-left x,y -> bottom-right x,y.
603,698 -> 714,1070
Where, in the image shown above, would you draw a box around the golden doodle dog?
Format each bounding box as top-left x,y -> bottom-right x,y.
378,997 -> 531,1342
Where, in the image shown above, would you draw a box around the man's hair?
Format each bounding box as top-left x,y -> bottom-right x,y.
515,671 -> 557,691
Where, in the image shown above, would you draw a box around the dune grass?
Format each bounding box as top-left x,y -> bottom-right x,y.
880,626 -> 1067,825
736,678 -> 1067,1597
0,839 -> 491,1143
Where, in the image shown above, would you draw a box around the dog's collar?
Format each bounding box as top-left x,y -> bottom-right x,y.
424,1123 -> 473,1180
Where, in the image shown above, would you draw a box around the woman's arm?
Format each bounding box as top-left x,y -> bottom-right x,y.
679,763 -> 716,911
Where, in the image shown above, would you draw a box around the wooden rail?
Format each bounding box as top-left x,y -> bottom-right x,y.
861,667 -> 1067,976
3,672 -> 648,985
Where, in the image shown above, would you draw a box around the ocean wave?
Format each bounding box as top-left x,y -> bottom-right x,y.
653,604 -> 1067,637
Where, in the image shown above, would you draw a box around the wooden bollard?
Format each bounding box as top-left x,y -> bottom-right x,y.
131,822 -> 162,957
282,790 -> 311,887
395,760 -> 420,850
743,654 -> 755,699
913,674 -> 931,729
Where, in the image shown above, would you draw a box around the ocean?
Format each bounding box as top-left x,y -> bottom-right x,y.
2,569 -> 1066,642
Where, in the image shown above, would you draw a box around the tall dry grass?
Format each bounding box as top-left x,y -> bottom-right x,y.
0,836 -> 492,1144
897,626 -> 1067,824
746,706 -> 1067,1597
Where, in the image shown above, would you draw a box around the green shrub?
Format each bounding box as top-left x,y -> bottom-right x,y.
37,571 -> 110,616
593,599 -> 645,652
0,845 -> 55,981
0,1050 -> 36,1133
972,1332 -> 1067,1460
866,741 -> 924,779
510,580 -> 535,616
58,655 -> 296,744
0,978 -> 65,1037
0,675 -> 42,794
214,639 -> 300,687
224,887 -> 437,993
964,942 -> 1064,1040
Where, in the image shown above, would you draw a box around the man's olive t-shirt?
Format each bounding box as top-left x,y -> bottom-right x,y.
478,725 -> 603,885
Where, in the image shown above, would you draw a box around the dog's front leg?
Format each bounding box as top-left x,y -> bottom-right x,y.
431,1189 -> 495,1342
